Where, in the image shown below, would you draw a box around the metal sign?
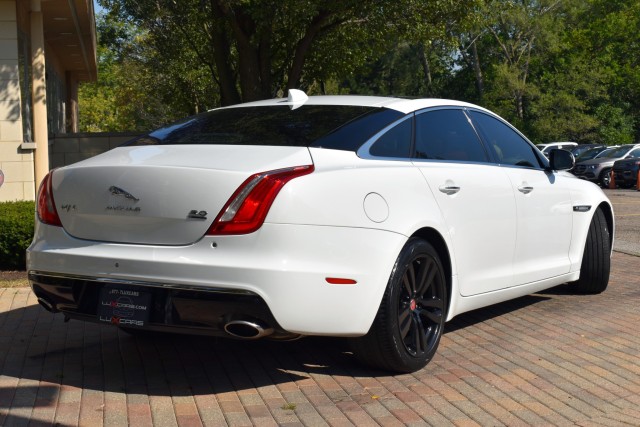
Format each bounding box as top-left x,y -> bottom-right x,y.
0,170 -> 4,188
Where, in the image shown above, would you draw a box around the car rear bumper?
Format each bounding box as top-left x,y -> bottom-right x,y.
613,170 -> 638,187
27,222 -> 406,336
29,271 -> 294,339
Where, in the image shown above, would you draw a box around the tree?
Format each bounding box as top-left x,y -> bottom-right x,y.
99,0 -> 474,105
82,0 -> 640,143
79,12 -> 212,131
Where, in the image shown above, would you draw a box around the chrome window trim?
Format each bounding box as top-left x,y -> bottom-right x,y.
357,113 -> 414,161
358,105 -> 548,171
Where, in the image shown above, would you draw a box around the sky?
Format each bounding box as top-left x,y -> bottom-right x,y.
94,0 -> 104,15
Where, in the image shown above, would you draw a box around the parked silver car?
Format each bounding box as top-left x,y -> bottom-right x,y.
572,144 -> 640,187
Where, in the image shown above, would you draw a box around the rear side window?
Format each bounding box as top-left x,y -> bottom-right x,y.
125,105 -> 403,152
369,117 -> 413,158
414,109 -> 488,162
469,111 -> 543,169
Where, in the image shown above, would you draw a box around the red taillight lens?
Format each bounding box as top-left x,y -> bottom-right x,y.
325,278 -> 358,285
207,165 -> 314,235
37,171 -> 62,227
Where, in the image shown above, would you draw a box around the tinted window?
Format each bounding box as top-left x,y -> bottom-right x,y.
595,147 -> 617,158
598,146 -> 632,158
469,111 -> 542,168
629,148 -> 640,158
414,109 -> 488,162
575,147 -> 604,161
369,117 -> 412,158
125,105 -> 403,152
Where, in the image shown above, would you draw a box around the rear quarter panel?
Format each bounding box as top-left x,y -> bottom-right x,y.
267,148 -> 451,241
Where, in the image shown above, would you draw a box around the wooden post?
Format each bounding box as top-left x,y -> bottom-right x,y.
31,0 -> 49,191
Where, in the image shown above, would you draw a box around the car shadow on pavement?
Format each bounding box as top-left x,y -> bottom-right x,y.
0,289 -> 558,417
444,280 -> 599,335
444,293 -> 551,334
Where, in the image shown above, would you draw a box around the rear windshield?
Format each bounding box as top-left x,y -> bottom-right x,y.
125,105 -> 404,152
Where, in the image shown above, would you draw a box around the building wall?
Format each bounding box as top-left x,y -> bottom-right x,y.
0,0 -> 34,202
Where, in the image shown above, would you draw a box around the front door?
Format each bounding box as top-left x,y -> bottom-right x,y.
469,111 -> 572,285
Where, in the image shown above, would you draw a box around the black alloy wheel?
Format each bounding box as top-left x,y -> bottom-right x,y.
397,252 -> 445,358
350,238 -> 447,373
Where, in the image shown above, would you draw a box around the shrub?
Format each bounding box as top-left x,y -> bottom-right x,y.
0,201 -> 35,270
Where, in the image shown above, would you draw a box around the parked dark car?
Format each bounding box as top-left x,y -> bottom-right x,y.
612,149 -> 640,188
572,144 -> 640,187
571,144 -> 605,159
571,146 -> 610,171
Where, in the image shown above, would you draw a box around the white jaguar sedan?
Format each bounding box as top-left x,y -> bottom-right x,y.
28,91 -> 613,372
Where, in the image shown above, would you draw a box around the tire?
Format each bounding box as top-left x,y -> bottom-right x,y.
600,168 -> 612,188
574,208 -> 611,294
350,237 -> 447,373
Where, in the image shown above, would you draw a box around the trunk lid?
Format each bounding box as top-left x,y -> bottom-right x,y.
52,145 -> 313,245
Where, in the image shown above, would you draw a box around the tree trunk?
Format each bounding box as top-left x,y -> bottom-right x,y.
286,10 -> 333,90
208,0 -> 241,106
471,40 -> 484,99
417,43 -> 432,96
516,94 -> 524,120
258,28 -> 273,98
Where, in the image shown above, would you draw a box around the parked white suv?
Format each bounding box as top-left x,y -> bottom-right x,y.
536,142 -> 578,158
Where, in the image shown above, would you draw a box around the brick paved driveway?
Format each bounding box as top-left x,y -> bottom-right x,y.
1,250 -> 639,427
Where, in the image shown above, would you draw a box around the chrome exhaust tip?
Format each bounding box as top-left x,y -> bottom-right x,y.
224,319 -> 273,339
37,297 -> 57,313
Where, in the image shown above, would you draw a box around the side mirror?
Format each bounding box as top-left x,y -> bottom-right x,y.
548,149 -> 575,171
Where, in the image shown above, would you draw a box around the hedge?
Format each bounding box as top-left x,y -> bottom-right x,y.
0,201 -> 35,270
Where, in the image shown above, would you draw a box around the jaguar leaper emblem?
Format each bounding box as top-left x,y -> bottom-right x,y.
109,186 -> 139,202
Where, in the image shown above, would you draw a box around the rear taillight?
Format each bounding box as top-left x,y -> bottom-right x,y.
37,171 -> 62,227
207,165 -> 314,235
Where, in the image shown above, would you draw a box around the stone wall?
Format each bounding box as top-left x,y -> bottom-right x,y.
49,132 -> 141,168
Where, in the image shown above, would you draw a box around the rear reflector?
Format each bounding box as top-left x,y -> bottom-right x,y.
37,171 -> 62,227
207,165 -> 314,235
325,278 -> 358,285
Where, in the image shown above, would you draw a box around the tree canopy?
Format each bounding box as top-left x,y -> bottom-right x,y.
80,0 -> 640,145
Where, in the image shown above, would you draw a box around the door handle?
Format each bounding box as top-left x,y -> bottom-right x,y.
518,186 -> 534,194
439,185 -> 461,195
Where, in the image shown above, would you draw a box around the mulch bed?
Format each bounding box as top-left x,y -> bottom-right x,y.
0,270 -> 27,281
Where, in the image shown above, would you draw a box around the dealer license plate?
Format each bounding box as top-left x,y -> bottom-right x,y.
97,286 -> 151,328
